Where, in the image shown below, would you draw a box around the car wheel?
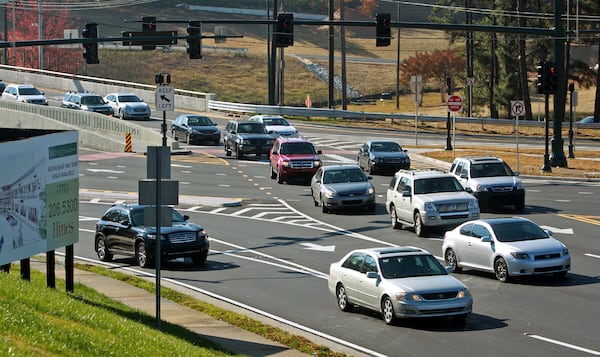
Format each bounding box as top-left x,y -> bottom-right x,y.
276,169 -> 284,184
321,195 -> 329,213
515,199 -> 525,212
270,166 -> 277,179
444,248 -> 462,273
186,133 -> 191,144
191,252 -> 208,265
414,212 -> 426,237
336,284 -> 353,312
494,257 -> 510,282
224,142 -> 232,156
235,145 -> 243,159
357,158 -> 363,170
118,109 -> 124,119
368,162 -> 375,174
381,296 -> 397,325
311,189 -> 319,207
390,205 -> 401,229
95,237 -> 113,262
135,242 -> 153,268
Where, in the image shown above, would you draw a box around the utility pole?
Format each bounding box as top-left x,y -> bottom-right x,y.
550,0 -> 568,167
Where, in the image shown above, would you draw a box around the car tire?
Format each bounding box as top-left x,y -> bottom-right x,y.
235,145 -> 243,159
390,205 -> 401,229
336,284 -> 353,312
95,237 -> 113,262
118,109 -> 124,120
321,195 -> 329,213
414,212 -> 426,237
494,257 -> 510,282
224,142 -> 231,156
368,162 -> 375,174
135,242 -> 153,268
191,252 -> 208,265
444,248 -> 462,273
381,296 -> 397,325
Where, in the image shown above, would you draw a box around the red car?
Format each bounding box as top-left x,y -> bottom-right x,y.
269,137 -> 322,184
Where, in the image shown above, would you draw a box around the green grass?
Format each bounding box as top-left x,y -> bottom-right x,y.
1,263 -> 347,357
0,267 -> 235,356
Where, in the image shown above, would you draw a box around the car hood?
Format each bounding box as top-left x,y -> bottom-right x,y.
19,95 -> 46,100
237,133 -> 274,139
387,275 -> 466,293
280,153 -> 319,160
500,237 -> 566,253
190,125 -> 219,133
470,176 -> 520,186
326,182 -> 371,194
370,152 -> 409,159
419,191 -> 475,203
265,125 -> 296,133
137,222 -> 203,234
122,102 -> 149,110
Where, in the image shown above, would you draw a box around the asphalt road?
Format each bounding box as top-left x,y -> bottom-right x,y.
72,120 -> 600,357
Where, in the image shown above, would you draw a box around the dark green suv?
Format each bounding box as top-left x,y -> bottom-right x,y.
94,204 -> 209,268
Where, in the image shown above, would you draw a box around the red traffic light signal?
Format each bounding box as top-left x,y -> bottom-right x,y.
142,16 -> 156,50
274,13 -> 293,47
376,13 -> 391,47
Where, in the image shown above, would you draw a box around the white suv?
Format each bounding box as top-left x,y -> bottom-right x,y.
1,84 -> 48,105
449,156 -> 525,211
386,169 -> 480,237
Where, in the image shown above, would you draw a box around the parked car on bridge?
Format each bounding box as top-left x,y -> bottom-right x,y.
311,164 -> 375,213
328,246 -> 472,325
442,217 -> 570,282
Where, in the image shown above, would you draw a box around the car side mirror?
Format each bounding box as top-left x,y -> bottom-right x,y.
480,236 -> 492,243
465,187 -> 473,193
367,176 -> 373,181
366,271 -> 380,279
317,150 -> 322,154
314,179 -> 321,184
183,215 -> 190,221
460,173 -> 468,179
514,171 -> 520,176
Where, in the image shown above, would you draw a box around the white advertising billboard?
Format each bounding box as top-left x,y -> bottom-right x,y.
0,130 -> 79,266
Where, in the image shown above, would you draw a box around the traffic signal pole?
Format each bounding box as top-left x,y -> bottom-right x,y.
549,0 -> 568,168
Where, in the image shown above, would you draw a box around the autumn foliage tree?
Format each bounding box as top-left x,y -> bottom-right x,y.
7,4 -> 81,73
399,48 -> 465,104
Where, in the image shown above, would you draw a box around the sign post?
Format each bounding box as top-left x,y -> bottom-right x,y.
447,95 -> 463,152
410,76 -> 423,146
511,100 -> 525,172
155,74 -> 174,147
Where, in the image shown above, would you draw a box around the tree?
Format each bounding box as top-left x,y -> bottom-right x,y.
7,5 -> 80,73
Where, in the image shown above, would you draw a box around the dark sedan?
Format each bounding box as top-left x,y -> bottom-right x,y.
357,140 -> 410,174
171,114 -> 221,145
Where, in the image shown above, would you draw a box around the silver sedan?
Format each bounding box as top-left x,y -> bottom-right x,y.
442,217 -> 571,282
310,164 -> 375,213
328,247 -> 473,325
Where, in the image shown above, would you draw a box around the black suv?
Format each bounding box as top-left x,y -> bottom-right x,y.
61,92 -> 114,115
223,120 -> 275,159
94,204 -> 210,268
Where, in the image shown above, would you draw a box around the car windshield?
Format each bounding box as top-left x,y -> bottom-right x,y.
470,162 -> 514,178
323,168 -> 366,184
19,87 -> 41,95
280,142 -> 316,155
130,208 -> 186,226
489,221 -> 549,242
187,116 -> 213,126
118,95 -> 141,103
81,96 -> 105,105
371,142 -> 401,152
414,177 -> 464,194
238,123 -> 267,133
264,117 -> 289,126
379,254 -> 446,279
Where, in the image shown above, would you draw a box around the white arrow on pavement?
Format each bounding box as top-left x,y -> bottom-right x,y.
86,169 -> 125,173
540,225 -> 574,235
300,242 -> 336,252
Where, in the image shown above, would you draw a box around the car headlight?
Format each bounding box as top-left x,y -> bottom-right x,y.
324,190 -> 335,198
516,181 -> 524,190
424,202 -> 437,212
457,289 -> 471,299
197,229 -> 207,239
267,139 -> 275,145
281,161 -> 290,167
314,160 -> 322,167
147,234 -> 166,241
396,292 -> 422,302
510,252 -> 530,259
468,200 -> 479,209
367,186 -> 375,195
475,184 -> 488,192
562,247 -> 569,256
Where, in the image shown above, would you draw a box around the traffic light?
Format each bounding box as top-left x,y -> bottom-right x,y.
142,16 -> 156,50
274,13 -> 293,47
375,13 -> 391,47
536,61 -> 546,94
187,21 -> 202,59
547,62 -> 559,94
82,23 -> 99,64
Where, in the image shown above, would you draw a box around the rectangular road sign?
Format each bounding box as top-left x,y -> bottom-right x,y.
122,31 -> 178,46
155,86 -> 175,111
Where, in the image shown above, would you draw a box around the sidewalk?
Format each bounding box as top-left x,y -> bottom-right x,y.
29,259 -> 314,357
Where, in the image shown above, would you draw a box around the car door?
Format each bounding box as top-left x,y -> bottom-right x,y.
357,143 -> 369,169
464,223 -> 495,270
224,122 -> 237,150
339,253 -> 365,305
395,177 -> 414,222
357,254 -> 381,310
269,140 -> 281,172
311,168 -> 324,203
175,117 -> 187,139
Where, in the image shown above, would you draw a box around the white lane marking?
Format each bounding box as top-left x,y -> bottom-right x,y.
555,199 -> 571,202
525,333 -> 600,355
172,164 -> 192,168
86,168 -> 124,173
322,153 -> 355,163
585,253 -> 600,259
539,225 -> 574,235
300,242 -> 335,252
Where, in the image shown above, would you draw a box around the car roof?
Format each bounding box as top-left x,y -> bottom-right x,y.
276,137 -> 311,144
394,169 -> 450,178
455,156 -> 504,164
322,164 -> 361,171
354,246 -> 431,258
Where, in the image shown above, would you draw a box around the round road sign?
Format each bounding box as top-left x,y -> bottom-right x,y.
447,95 -> 463,112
